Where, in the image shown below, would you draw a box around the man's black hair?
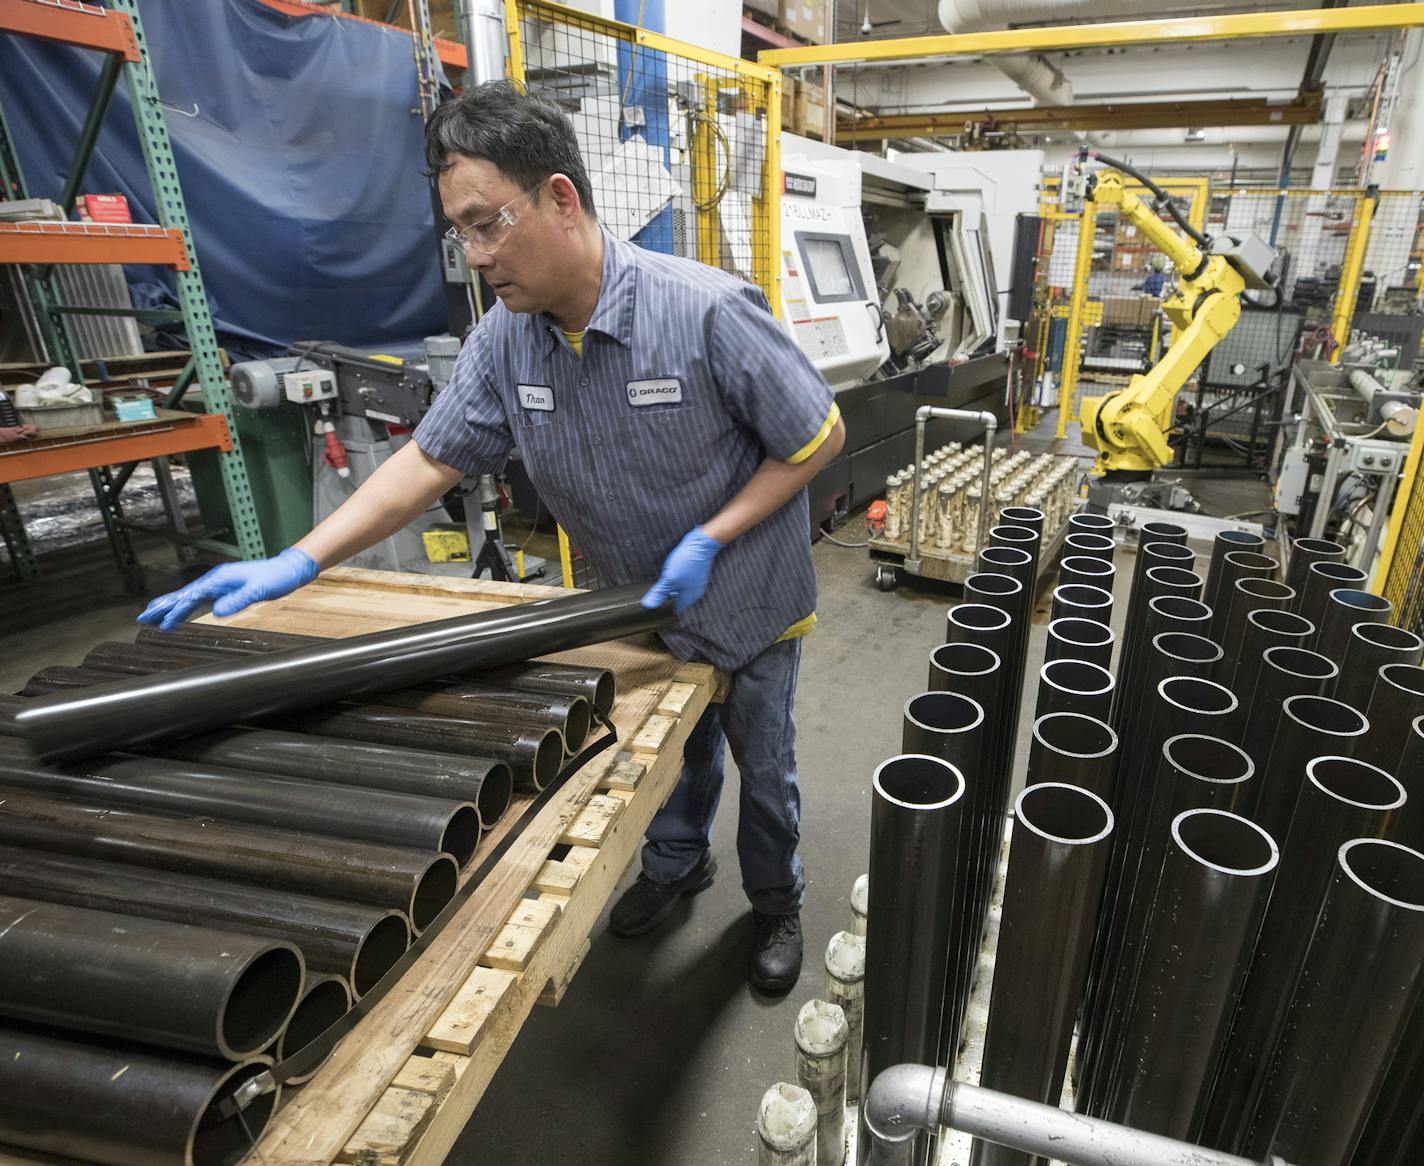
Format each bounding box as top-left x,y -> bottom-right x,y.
425,81 -> 596,218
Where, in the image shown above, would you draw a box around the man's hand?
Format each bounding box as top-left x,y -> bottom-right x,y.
642,526 -> 723,615
137,547 -> 320,631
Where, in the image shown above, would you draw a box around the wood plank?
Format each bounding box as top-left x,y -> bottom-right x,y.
531,856 -> 584,895
601,753 -> 648,791
631,713 -> 676,754
335,1087 -> 439,1166
421,967 -> 517,1056
481,898 -> 560,972
537,938 -> 591,1007
557,793 -> 624,848
656,681 -> 699,718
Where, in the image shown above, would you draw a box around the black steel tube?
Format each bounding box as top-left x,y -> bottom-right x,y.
1201,755 -> 1405,1153
15,582 -> 670,762
987,524 -> 1040,570
998,506 -> 1045,541
1217,578 -> 1296,690
1058,555 -> 1116,594
1298,561 -> 1369,635
1255,694 -> 1370,841
929,642 -> 1000,698
1284,537 -> 1346,610
1136,520 -> 1188,547
1107,809 -> 1279,1139
0,1024 -> 279,1166
135,623 -> 318,654
1062,531 -> 1115,563
962,574 -> 1028,783
0,895 -> 303,1061
277,973 -> 351,1085
1314,587 -> 1393,663
1389,715 -> 1424,852
1244,839 -> 1424,1164
1239,645 -> 1338,778
1033,659 -> 1114,721
0,849 -> 409,993
1045,616 -> 1113,669
473,660 -> 616,715
1068,512 -> 1115,536
1051,583 -> 1113,625
969,783 -> 1114,1166
1233,610 -> 1317,717
1348,923 -> 1424,1166
0,732 -> 481,867
1114,543 -> 1197,714
1337,623 -> 1424,711
1362,663 -> 1424,774
1025,713 -> 1118,798
861,755 -> 966,1166
1204,529 -> 1266,630
1207,550 -> 1278,645
0,788 -> 459,930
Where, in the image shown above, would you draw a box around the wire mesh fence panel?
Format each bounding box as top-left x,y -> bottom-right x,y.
1380,424 -> 1424,637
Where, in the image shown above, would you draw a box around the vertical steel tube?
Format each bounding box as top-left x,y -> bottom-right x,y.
1233,610 -> 1317,718
1204,529 -> 1267,629
928,643 -> 1000,698
1206,551 -> 1279,645
1045,618 -> 1114,669
999,506 -> 1045,542
1110,554 -> 1201,726
1109,809 -> 1279,1139
1202,756 -> 1406,1154
1284,536 -> 1346,611
1032,659 -> 1114,721
1062,532 -> 1116,564
1050,583 -> 1113,626
1314,587 -> 1393,661
1136,520 -> 1189,546
1238,647 -> 1337,778
1024,713 -> 1118,798
969,783 -> 1114,1166
1217,578 -> 1296,689
1298,561 -> 1368,634
1068,512 -> 1115,536
1255,695 -> 1370,843
1058,555 -> 1116,593
1245,839 -> 1424,1165
1389,714 -> 1424,851
1362,663 -> 1424,773
987,525 -> 1040,578
1337,624 -> 1424,711
861,755 -> 966,1166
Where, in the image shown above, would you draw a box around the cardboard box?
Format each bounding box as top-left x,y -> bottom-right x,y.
76,194 -> 131,224
745,0 -> 780,22
779,0 -> 828,43
789,77 -> 826,139
1101,295 -> 1158,328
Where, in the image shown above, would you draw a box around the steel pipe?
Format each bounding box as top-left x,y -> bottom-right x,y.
1202,756 -> 1405,1153
1283,537 -> 1345,608
1135,519 -> 1189,547
1389,714 -> 1424,851
0,895 -> 303,1061
1217,578 -> 1296,690
0,1024 -> 279,1166
1207,551 -> 1279,646
1114,542 -> 1197,711
1025,713 -> 1118,798
961,573 -> 1028,785
1362,663 -> 1424,774
1245,839 -> 1424,1164
1051,583 -> 1113,625
1336,623 -> 1424,711
970,783 -> 1113,1166
1033,659 -> 1114,721
988,524 -> 1040,568
1062,531 -> 1115,564
1297,561 -> 1368,635
465,661 -> 616,716
1045,617 -> 1113,669
944,602 -> 1011,651
1314,587 -> 1392,663
277,973 -> 351,1085
0,787 -> 459,930
1233,611 -> 1317,720
1204,529 -> 1266,631
0,848 -> 409,994
1238,647 -> 1337,778
1108,810 -> 1279,1138
15,582 -> 670,762
1068,512 -> 1115,536
1256,695 -> 1369,842
998,506 -> 1045,541
1057,555 -> 1115,593
928,643 -> 1000,698
0,732 -> 481,866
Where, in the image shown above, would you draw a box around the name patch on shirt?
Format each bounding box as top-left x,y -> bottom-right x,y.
518,384 -> 554,413
626,378 -> 683,407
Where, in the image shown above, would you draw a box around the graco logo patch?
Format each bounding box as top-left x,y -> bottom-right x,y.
626,378 -> 683,406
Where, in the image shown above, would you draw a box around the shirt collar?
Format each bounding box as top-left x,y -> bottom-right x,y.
539,226 -> 637,354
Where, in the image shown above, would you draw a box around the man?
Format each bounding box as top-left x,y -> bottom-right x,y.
138,82 -> 843,994
1139,254 -> 1167,297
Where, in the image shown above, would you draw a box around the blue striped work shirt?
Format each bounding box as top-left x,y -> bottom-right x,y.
414,229 -> 836,671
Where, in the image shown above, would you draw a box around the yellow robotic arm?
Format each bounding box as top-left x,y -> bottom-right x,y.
1077,168 -> 1254,478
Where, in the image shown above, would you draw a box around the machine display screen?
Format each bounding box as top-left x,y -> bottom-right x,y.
795,232 -> 868,305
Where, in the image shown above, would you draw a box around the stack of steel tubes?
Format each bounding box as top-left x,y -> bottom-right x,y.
0,586 -> 660,1166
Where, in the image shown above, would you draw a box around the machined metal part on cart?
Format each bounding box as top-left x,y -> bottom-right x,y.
1045,617 -> 1114,668
1336,622 -> 1424,711
13,583 -> 670,762
1034,658 -> 1114,721
905,406 -> 998,574
862,1066 -> 1290,1166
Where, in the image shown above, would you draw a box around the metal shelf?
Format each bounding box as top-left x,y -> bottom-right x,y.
0,0 -> 139,59
0,220 -> 189,268
0,411 -> 231,484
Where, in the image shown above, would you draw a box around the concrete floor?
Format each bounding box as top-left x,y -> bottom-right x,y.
0,430 -> 1270,1166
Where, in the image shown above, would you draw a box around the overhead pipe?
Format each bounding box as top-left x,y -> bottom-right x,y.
1283,537 -> 1346,609
1245,839 -> 1424,1164
1238,647 -> 1338,783
1203,530 -> 1266,633
0,732 -> 480,866
1233,611 -> 1317,719
1062,532 -> 1115,564
1107,810 -> 1279,1138
0,895 -> 302,1062
1050,583 -> 1112,626
0,849 -> 410,993
970,783 -> 1113,1166
1362,663 -> 1424,774
1024,713 -> 1117,798
0,787 -> 459,931
1297,561 -> 1368,636
1255,695 -> 1369,843
1057,555 -> 1115,593
1032,658 -> 1113,721
1207,551 -> 1279,646
1313,588 -> 1392,663
860,755 -> 966,1166
277,973 -> 351,1086
1045,617 -> 1113,669
14,582 -> 671,762
1202,754 -> 1405,1153
1217,578 -> 1296,690
1336,623 -> 1424,711
0,1024 -> 279,1166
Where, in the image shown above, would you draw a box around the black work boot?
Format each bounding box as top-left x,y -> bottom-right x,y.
750,910 -> 803,995
608,854 -> 717,938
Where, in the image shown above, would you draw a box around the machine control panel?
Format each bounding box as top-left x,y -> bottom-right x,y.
1346,440 -> 1403,475
281,368 -> 337,404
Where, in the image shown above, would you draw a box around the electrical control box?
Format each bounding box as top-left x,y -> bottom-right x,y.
1346,440 -> 1402,475
281,368 -> 337,404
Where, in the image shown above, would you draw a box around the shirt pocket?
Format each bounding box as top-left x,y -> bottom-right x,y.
616,403 -> 718,489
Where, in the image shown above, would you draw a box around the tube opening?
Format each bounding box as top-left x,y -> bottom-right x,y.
1223,551 -> 1278,572
1340,839 -> 1424,912
194,1060 -> 279,1166
1235,579 -> 1295,602
905,692 -> 984,735
1142,521 -> 1187,541
1041,659 -> 1113,696
1249,609 -> 1314,638
988,526 -> 1037,546
1263,646 -> 1337,681
1146,565 -> 1201,590
1154,632 -> 1222,666
592,672 -> 616,715
1049,618 -> 1113,648
532,730 -> 563,791
1328,588 -> 1392,616
1160,676 -> 1236,716
1033,712 -> 1117,759
873,754 -> 965,810
949,603 -> 1011,632
220,945 -> 303,1059
1284,695 -> 1368,736
440,806 -> 482,867
411,855 -> 459,932
1054,584 -> 1112,609
1219,530 -> 1265,549
1060,556 -> 1113,578
1001,506 -> 1045,524
1379,664 -> 1424,698
1143,542 -> 1194,563
1164,734 -> 1253,785
1311,561 -> 1368,585
1066,533 -> 1115,553
1070,513 -> 1114,530
1352,623 -> 1423,652
982,546 -> 1032,568
1307,756 -> 1406,812
965,573 -> 1022,597
352,913 -> 411,996
476,763 -> 514,829
931,643 -> 999,677
1015,782 -> 1113,845
563,698 -> 592,753
278,975 -> 351,1069
1294,537 -> 1345,556
1148,595 -> 1210,622
1172,809 -> 1279,876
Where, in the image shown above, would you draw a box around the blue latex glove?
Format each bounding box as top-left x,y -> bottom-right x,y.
642,526 -> 723,616
137,547 -> 320,631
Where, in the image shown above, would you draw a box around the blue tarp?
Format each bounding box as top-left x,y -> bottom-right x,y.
0,0 -> 448,357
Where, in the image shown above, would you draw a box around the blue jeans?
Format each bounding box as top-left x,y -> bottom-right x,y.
641,638 -> 805,914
